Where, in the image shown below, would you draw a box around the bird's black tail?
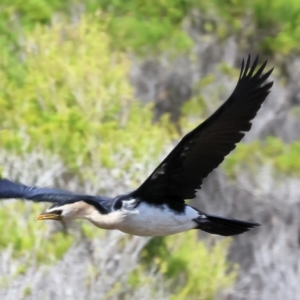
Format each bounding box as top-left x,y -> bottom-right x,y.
194,214 -> 260,236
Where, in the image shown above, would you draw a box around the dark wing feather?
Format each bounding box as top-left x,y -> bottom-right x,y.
0,178 -> 100,203
134,55 -> 273,203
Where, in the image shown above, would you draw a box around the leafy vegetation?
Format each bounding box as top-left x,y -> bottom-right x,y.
139,233 -> 236,299
0,16 -> 172,182
1,0 -> 300,67
0,201 -> 73,263
224,137 -> 300,178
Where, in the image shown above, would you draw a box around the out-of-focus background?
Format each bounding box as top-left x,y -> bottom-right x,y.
0,1 -> 299,299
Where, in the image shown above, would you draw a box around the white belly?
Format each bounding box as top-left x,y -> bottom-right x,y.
116,202 -> 199,237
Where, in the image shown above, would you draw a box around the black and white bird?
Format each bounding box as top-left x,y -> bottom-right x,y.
0,55 -> 273,237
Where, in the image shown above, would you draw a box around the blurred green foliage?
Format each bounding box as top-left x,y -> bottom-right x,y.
252,0 -> 300,54
132,232 -> 236,299
0,0 -> 194,60
194,0 -> 300,54
0,0 -> 300,65
0,201 -> 73,263
95,0 -> 194,53
0,17 -> 172,182
224,137 -> 300,178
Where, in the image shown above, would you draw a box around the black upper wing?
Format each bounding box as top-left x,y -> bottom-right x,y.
0,178 -> 102,203
134,55 -> 273,203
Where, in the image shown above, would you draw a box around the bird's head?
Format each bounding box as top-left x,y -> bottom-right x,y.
36,199 -> 108,222
36,201 -> 91,221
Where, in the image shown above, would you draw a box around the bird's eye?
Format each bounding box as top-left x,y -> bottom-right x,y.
114,199 -> 123,210
52,209 -> 63,215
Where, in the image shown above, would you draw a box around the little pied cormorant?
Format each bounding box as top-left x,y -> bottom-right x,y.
0,55 -> 273,237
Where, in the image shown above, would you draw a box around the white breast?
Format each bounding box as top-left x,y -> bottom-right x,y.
116,202 -> 200,237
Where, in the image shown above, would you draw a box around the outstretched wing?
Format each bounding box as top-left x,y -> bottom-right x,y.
0,178 -> 96,203
134,55 -> 273,203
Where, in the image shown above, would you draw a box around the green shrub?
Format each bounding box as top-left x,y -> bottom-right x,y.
0,16 -> 173,182
0,0 -> 194,64
0,201 -> 73,263
134,232 -> 236,299
1,0 -> 300,63
223,136 -> 300,178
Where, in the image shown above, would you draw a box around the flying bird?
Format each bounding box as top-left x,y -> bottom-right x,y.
0,55 -> 273,237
